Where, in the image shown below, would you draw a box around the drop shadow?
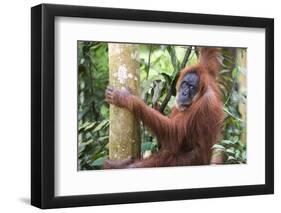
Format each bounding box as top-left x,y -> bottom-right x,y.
19,197 -> 30,205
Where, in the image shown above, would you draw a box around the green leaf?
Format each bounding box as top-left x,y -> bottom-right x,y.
92,157 -> 106,167
232,67 -> 239,78
235,150 -> 241,159
212,144 -> 225,150
98,136 -> 109,142
93,120 -> 109,132
220,69 -> 231,74
227,156 -> 236,161
100,104 -> 109,117
223,107 -> 243,122
161,72 -> 172,84
226,148 -> 235,155
84,122 -> 97,131
83,138 -> 94,145
221,140 -> 235,145
78,121 -> 91,131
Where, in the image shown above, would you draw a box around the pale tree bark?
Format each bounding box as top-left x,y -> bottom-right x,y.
237,49 -> 247,144
108,43 -> 141,160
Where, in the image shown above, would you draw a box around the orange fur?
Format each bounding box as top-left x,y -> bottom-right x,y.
104,48 -> 224,169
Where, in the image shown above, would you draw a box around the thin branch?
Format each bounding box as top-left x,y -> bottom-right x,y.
180,47 -> 192,69
159,47 -> 192,113
144,45 -> 153,103
143,45 -> 153,144
146,45 -> 153,79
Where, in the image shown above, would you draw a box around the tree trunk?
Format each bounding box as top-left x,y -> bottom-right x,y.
237,49 -> 247,144
108,43 -> 141,160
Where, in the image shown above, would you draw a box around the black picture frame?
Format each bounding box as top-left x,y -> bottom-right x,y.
31,3 -> 274,209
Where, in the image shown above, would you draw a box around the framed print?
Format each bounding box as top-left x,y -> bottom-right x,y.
31,3 -> 274,209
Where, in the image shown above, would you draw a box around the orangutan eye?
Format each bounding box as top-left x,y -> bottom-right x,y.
181,81 -> 188,87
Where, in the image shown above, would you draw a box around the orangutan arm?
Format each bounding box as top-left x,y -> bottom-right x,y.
105,86 -> 174,139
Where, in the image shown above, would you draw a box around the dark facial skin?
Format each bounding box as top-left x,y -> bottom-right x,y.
176,72 -> 199,110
